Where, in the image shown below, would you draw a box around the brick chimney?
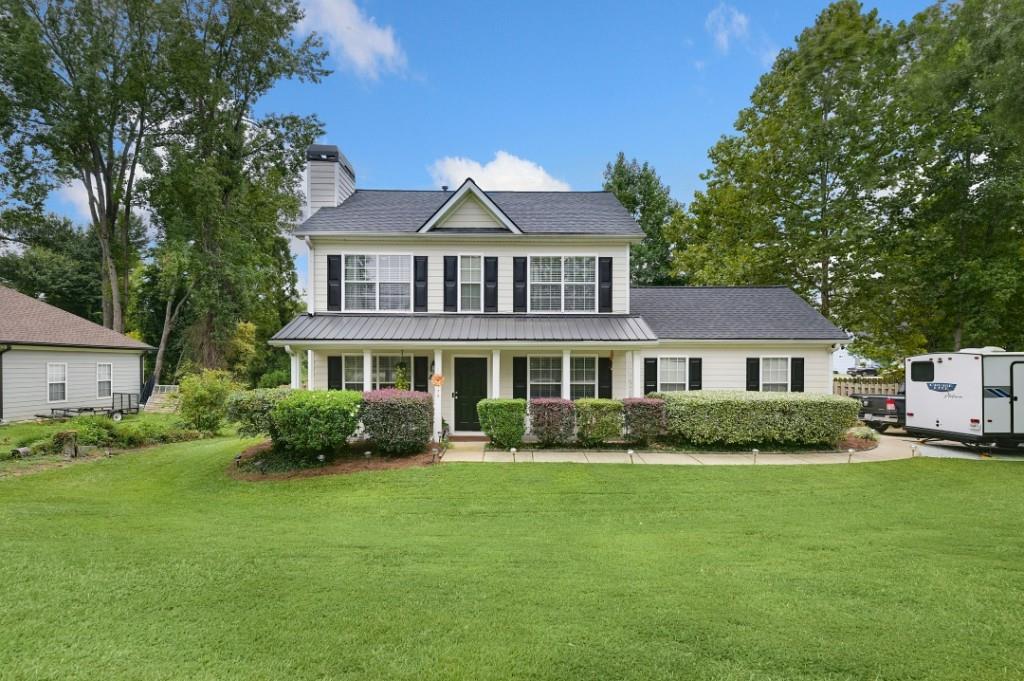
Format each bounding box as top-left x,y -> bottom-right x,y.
305,144 -> 355,216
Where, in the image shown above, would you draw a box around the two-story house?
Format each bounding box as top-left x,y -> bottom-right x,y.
270,144 -> 849,439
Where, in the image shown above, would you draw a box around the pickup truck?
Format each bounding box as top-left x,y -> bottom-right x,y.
852,386 -> 905,432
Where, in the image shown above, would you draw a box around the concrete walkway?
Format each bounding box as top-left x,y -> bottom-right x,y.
443,434 -> 915,465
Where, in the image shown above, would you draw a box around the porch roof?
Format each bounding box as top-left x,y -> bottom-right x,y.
271,314 -> 657,343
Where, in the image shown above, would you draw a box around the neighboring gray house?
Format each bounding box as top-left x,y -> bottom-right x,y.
0,286 -> 152,423
270,143 -> 850,440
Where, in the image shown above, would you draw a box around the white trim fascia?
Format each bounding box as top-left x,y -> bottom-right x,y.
296,231 -> 643,243
304,236 -> 315,314
270,339 -> 661,349
418,178 -> 523,234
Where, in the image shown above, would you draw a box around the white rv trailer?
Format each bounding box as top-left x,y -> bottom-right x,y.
904,347 -> 1024,447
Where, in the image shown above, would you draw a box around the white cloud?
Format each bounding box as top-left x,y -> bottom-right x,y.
56,181 -> 93,222
428,151 -> 570,191
705,3 -> 749,53
301,0 -> 405,79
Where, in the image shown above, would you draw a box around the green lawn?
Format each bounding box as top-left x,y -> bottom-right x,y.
2,437 -> 1023,680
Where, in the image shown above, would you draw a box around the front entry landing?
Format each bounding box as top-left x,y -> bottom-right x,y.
453,357 -> 487,431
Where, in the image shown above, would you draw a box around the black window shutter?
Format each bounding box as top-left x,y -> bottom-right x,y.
327,255 -> 342,311
746,358 -> 760,391
513,257 -> 527,312
512,357 -> 528,399
443,256 -> 457,312
790,358 -> 805,393
484,257 -> 498,312
414,356 -> 429,392
327,356 -> 342,390
414,256 -> 428,312
598,357 -> 612,399
688,358 -> 702,391
598,257 -> 613,313
643,358 -> 658,395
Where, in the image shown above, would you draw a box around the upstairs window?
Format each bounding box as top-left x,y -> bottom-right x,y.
343,255 -> 411,311
459,256 -> 482,312
97,363 -> 113,398
529,256 -> 597,312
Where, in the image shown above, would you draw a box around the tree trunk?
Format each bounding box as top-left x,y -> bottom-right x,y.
152,298 -> 175,385
96,226 -> 124,332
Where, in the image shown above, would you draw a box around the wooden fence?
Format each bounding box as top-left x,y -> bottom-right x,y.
833,380 -> 902,397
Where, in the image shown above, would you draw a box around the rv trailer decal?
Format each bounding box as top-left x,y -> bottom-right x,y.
926,382 -> 957,393
984,386 -> 1011,398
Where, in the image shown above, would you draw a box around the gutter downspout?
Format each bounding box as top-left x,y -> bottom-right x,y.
0,345 -> 11,422
304,236 -> 315,315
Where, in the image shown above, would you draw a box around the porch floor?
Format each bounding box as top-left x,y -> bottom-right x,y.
442,436 -> 914,465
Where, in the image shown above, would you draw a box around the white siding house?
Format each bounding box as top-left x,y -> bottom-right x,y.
270,144 -> 849,439
0,286 -> 151,423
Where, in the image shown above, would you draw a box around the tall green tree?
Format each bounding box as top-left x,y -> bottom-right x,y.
603,153 -> 684,285
674,0 -> 898,321
0,0 -> 173,331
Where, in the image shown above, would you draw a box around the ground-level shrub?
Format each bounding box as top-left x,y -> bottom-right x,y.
257,369 -> 291,389
178,370 -> 241,433
361,390 -> 433,455
26,414 -> 201,454
477,399 -> 526,449
660,391 -> 860,447
575,399 -> 623,447
271,390 -> 362,454
226,387 -> 291,437
622,398 -> 666,446
530,398 -> 575,447
848,425 -> 881,442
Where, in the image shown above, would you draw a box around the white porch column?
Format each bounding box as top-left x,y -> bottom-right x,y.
287,347 -> 302,389
490,350 -> 501,398
561,349 -> 571,399
306,350 -> 314,390
362,350 -> 373,392
632,351 -> 645,397
433,349 -> 443,441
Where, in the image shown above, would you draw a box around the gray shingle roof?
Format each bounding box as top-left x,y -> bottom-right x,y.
272,314 -> 657,343
630,287 -> 849,341
296,190 -> 643,236
0,285 -> 153,350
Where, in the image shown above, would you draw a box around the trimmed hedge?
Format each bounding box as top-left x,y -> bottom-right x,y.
226,387 -> 291,437
622,398 -> 666,445
477,398 -> 527,449
361,389 -> 433,455
271,390 -> 362,453
659,391 -> 860,447
530,398 -> 575,447
575,399 -> 623,447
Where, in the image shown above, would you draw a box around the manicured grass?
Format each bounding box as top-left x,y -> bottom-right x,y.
2,439 -> 1024,680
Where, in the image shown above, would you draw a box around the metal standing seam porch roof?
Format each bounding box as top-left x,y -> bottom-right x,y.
271,314 -> 658,343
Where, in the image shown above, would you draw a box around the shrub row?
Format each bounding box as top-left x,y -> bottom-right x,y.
476,392 -> 859,449
226,388 -> 434,457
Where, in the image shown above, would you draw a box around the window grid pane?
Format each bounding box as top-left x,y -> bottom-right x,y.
344,255 -> 375,281
564,284 -> 595,311
375,356 -> 402,389
529,357 -> 562,398
379,282 -> 410,310
343,355 -> 363,391
345,282 -> 376,310
48,364 -> 66,402
659,357 -> 687,392
564,257 -> 595,282
530,257 -> 561,282
460,284 -> 481,311
378,255 -> 409,282
762,357 -> 788,392
570,356 -> 596,400
531,284 -> 561,311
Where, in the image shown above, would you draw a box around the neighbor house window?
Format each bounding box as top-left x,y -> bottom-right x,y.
761,357 -> 789,392
459,256 -> 482,312
343,255 -> 411,311
97,363 -> 112,398
342,355 -> 363,391
658,357 -> 687,392
47,363 -> 67,402
570,356 -> 596,400
529,256 -> 597,312
528,356 -> 562,398
374,355 -> 406,389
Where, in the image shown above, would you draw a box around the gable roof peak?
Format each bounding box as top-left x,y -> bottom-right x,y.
418,177 -> 522,234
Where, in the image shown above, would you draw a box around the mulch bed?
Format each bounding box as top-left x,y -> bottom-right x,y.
228,441 -> 437,481
839,434 -> 880,451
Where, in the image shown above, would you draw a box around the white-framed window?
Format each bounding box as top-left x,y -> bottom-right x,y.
342,355 -> 363,391
570,356 -> 597,400
97,363 -> 113,398
761,357 -> 790,392
458,255 -> 482,312
528,256 -> 597,312
343,254 -> 411,311
658,357 -> 688,392
47,362 -> 67,403
374,355 -> 407,390
528,356 -> 562,398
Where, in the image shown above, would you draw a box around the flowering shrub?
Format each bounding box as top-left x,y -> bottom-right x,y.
477,399 -> 527,449
622,398 -> 666,446
270,390 -> 362,453
574,399 -> 623,447
529,398 -> 575,447
226,387 -> 291,436
360,389 -> 433,455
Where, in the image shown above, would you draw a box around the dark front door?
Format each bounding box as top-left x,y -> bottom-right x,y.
454,357 -> 488,431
